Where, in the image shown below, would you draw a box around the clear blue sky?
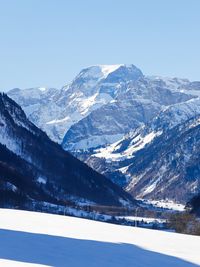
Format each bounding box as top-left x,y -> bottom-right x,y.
0,0 -> 200,91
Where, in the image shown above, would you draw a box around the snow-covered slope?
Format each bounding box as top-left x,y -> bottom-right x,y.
0,209 -> 199,267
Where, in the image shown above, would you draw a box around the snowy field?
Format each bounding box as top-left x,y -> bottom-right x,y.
0,209 -> 200,267
139,198 -> 185,211
118,216 -> 166,224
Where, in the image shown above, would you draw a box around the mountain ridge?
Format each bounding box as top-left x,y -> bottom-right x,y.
0,92 -> 134,209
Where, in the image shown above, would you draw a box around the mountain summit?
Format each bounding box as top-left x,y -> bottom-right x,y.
8,64 -> 144,143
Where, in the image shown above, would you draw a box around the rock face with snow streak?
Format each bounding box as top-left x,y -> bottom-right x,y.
125,116 -> 200,203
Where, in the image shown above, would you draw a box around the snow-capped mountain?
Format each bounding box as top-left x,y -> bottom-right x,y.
8,65 -> 143,143
7,64 -> 200,204
0,93 -> 134,209
8,64 -> 196,150
62,75 -> 194,150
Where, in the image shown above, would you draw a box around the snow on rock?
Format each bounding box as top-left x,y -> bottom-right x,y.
94,139 -> 126,161
0,125 -> 20,156
94,131 -> 162,161
2,182 -> 18,193
79,92 -> 99,115
46,116 -> 71,125
38,87 -> 47,92
141,179 -> 161,196
0,209 -> 199,267
123,132 -> 161,158
37,177 -> 46,185
100,64 -> 122,77
189,117 -> 200,129
67,133 -> 124,151
147,76 -> 190,91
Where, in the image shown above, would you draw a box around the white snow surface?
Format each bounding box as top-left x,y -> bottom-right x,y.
79,65 -> 122,80
141,199 -> 186,211
0,209 -> 199,267
100,64 -> 122,78
94,131 -> 161,161
118,216 -> 166,224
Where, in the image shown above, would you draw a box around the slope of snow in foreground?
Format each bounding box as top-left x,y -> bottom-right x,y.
0,209 -> 199,267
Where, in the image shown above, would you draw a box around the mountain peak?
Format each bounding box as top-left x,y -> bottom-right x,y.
98,64 -> 123,78
76,64 -> 143,82
77,64 -> 122,80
